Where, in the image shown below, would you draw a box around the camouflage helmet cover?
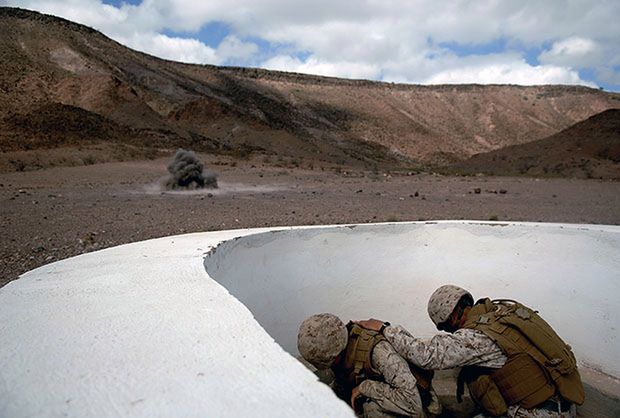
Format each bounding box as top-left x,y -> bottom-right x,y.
297,313 -> 348,370
427,285 -> 472,327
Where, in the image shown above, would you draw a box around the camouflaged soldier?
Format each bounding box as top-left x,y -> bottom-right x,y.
358,285 -> 585,418
297,313 -> 441,418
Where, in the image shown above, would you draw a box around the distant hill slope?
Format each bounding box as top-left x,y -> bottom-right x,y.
449,109 -> 620,179
1,7 -> 620,169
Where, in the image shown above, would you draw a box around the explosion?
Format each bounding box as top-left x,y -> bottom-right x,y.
166,149 -> 218,190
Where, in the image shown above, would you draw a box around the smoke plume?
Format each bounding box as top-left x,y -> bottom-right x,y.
166,149 -> 218,190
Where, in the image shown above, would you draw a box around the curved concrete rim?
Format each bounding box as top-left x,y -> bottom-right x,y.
1,221 -> 619,417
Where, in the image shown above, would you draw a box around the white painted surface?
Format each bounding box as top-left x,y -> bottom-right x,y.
205,222 -> 620,378
1,221 -> 619,417
0,229 -> 354,418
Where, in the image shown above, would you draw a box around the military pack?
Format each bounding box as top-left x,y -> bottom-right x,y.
460,298 -> 584,416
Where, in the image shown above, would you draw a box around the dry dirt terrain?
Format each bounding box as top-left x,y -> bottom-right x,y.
2,152 -> 619,289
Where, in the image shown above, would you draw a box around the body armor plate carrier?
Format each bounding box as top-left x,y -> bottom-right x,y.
458,299 -> 585,416
332,323 -> 435,407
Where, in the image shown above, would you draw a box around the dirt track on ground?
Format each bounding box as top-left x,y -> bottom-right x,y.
2,154 -> 620,288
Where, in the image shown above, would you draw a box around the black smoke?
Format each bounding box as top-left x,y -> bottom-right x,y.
165,149 -> 218,190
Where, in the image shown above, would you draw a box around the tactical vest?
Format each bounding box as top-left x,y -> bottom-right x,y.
332,323 -> 435,407
459,299 -> 585,416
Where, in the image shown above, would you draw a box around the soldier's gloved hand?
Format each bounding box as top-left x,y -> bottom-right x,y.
354,318 -> 386,332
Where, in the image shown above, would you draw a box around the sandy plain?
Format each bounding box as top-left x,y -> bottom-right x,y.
2,153 -> 619,289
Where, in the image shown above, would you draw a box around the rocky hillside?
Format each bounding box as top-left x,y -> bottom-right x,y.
447,109 -> 620,179
1,7 -> 619,169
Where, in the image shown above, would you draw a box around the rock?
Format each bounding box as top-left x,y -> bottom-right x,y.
474,188 -> 481,194
414,191 -> 419,197
356,189 -> 363,193
499,189 -> 507,194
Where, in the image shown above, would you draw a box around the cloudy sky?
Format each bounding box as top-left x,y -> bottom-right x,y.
6,0 -> 620,91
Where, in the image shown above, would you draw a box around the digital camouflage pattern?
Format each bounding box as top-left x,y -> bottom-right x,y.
298,313 -> 348,370
384,326 -> 507,370
356,340 -> 432,417
427,285 -> 472,326
384,326 -> 575,418
504,403 -> 576,418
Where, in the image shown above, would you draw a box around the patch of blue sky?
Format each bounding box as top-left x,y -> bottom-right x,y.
521,40 -> 556,66
577,68 -> 608,90
579,68 -> 597,81
294,50 -> 312,61
522,47 -> 544,66
437,38 -> 552,67
577,69 -> 620,91
239,35 -> 307,66
605,82 -> 620,93
101,0 -> 142,7
438,38 -> 509,57
163,21 -> 232,48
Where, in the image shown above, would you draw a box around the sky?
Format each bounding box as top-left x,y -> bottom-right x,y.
5,0 -> 620,91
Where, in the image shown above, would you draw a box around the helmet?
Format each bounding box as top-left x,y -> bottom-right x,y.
427,285 -> 472,328
297,313 -> 348,370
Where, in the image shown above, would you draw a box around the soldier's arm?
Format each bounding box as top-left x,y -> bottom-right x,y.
383,326 -> 506,370
356,341 -> 424,416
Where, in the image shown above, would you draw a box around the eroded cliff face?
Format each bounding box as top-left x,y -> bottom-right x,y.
451,109 -> 620,179
1,7 -> 620,168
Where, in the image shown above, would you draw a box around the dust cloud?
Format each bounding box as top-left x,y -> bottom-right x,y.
165,149 -> 217,190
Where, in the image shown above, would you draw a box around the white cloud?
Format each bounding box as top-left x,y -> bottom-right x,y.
15,0 -> 132,33
423,60 -> 594,87
262,55 -> 381,79
539,37 -> 603,68
119,33 -> 221,64
7,0 -> 620,88
216,36 -> 258,61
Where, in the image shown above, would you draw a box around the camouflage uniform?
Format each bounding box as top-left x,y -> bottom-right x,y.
355,339 -> 425,417
298,314 -> 438,418
383,325 -> 576,418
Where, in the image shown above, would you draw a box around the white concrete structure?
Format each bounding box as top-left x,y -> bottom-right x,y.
1,221 -> 619,417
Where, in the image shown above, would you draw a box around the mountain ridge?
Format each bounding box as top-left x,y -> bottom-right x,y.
1,7 -> 619,170
449,109 -> 620,179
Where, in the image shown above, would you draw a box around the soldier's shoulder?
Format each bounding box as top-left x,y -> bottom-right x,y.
455,327 -> 496,341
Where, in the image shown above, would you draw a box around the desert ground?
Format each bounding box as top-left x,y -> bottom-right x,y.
2,152 -> 619,289
3,152 -> 620,416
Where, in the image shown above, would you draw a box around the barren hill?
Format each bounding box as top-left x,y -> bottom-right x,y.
1,7 -> 620,170
447,109 -> 620,179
